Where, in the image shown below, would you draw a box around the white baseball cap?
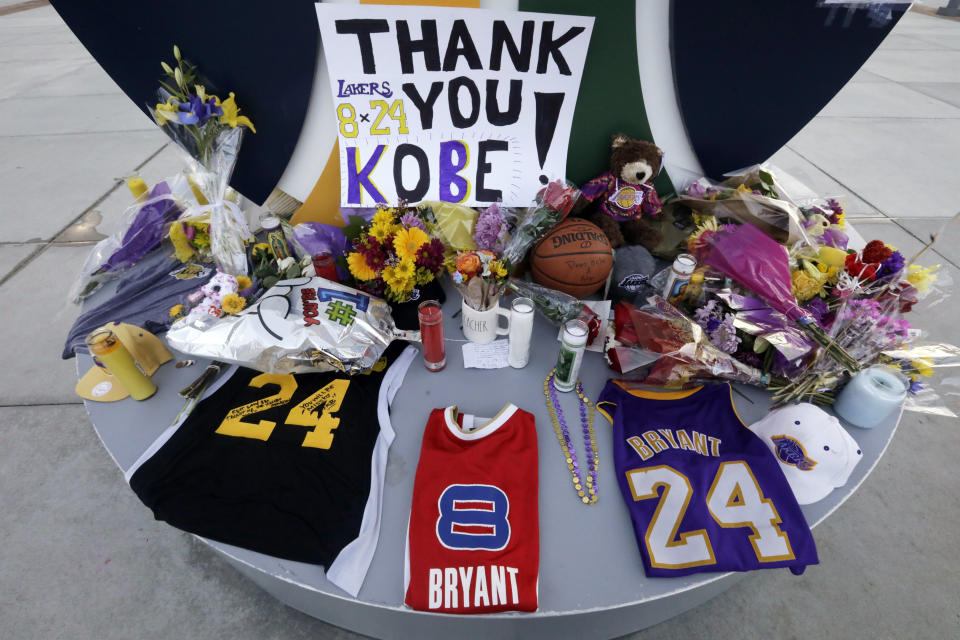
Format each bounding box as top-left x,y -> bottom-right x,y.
749,403 -> 863,505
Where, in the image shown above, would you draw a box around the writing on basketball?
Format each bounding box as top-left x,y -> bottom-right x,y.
550,229 -> 608,250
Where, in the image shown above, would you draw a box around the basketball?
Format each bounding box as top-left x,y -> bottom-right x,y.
530,219 -> 614,298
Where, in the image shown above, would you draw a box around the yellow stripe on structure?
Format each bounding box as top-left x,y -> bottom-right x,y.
291,143 -> 342,225
290,0 -> 481,225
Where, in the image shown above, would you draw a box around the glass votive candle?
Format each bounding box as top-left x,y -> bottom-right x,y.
311,252 -> 339,282
418,300 -> 446,372
508,296 -> 535,368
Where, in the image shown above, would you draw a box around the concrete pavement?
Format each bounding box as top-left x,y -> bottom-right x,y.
0,4 -> 957,639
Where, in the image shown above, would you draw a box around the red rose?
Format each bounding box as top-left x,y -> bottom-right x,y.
540,180 -> 578,216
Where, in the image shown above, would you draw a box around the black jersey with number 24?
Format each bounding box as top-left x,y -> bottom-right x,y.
127,343 -> 416,596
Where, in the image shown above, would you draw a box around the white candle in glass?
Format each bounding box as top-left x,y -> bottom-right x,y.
508,297 -> 535,368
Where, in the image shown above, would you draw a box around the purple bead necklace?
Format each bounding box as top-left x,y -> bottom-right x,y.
543,369 -> 598,504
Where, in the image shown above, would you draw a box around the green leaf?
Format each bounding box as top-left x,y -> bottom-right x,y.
158,81 -> 182,100
758,169 -> 774,185
341,214 -> 368,242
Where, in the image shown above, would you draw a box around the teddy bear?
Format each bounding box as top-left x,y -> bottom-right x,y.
578,133 -> 665,249
186,270 -> 239,319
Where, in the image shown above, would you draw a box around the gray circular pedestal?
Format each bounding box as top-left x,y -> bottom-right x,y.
79,290 -> 898,639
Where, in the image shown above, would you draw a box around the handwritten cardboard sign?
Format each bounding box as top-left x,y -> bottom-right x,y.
316,4 -> 593,208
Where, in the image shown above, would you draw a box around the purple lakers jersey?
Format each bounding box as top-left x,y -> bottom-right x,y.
597,381 -> 818,577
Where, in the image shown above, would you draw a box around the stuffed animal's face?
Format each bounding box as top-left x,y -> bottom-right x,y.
200,271 -> 239,306
619,158 -> 655,185
610,134 -> 663,186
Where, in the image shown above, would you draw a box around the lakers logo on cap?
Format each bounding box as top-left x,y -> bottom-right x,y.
772,435 -> 818,471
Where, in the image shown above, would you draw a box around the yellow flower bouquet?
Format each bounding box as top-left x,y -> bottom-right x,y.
342,205 -> 447,303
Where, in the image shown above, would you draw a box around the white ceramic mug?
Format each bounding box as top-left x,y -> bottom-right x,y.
461,297 -> 511,344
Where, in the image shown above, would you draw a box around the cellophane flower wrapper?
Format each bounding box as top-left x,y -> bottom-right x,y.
880,343 -> 960,417
155,93 -> 252,276
293,222 -> 351,280
419,201 -> 479,251
678,167 -> 811,246
507,278 -> 601,344
501,179 -> 580,267
607,297 -> 766,387
705,222 -> 860,372
452,268 -> 504,312
770,290 -> 920,407
165,277 -> 419,374
69,174 -> 192,302
715,289 -> 815,362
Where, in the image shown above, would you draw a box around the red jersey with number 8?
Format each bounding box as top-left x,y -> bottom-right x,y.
404,404 -> 539,613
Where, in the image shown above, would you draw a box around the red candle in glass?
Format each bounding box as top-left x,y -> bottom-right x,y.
312,252 -> 339,282
417,300 -> 445,372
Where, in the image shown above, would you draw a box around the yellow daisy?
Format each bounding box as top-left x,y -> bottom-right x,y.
347,252 -> 377,281
382,266 -> 412,293
169,304 -> 184,318
236,275 -> 252,290
221,293 -> 246,315
372,208 -> 396,227
395,258 -> 416,280
370,221 -> 395,244
393,226 -> 430,261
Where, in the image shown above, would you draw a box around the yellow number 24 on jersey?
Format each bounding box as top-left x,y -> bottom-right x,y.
215,373 -> 350,449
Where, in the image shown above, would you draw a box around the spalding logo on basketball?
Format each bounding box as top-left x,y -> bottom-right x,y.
530,219 -> 613,299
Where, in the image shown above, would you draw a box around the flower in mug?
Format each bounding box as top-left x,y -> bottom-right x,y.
455,251 -> 482,277
488,259 -> 508,279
